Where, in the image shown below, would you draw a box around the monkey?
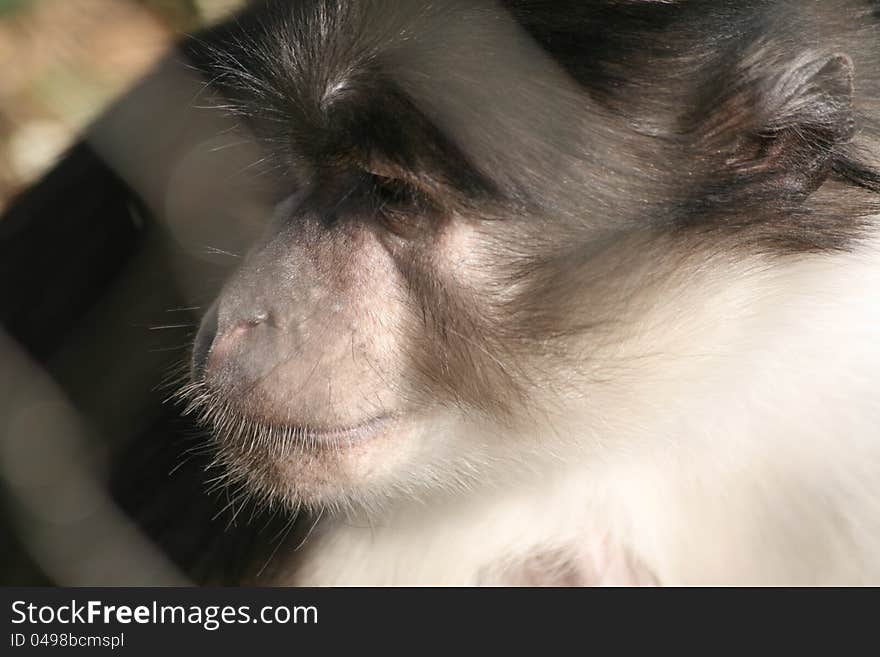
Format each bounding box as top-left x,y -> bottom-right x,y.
5,0 -> 880,586
156,0 -> 880,586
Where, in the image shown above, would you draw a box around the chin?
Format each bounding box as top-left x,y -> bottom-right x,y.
185,383 -> 431,510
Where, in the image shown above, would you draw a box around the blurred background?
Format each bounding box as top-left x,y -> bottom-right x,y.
0,0 -> 246,211
0,0 -> 279,586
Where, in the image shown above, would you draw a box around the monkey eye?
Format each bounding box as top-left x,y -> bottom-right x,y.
367,171 -> 432,238
371,173 -> 417,206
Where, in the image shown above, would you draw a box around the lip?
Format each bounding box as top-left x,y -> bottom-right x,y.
281,414 -> 394,446
181,380 -> 397,449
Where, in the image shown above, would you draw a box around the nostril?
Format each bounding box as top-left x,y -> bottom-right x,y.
243,308 -> 270,327
193,301 -> 274,380
191,304 -> 219,381
231,308 -> 272,333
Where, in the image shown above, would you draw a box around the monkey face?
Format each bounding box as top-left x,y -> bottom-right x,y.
181,0 -> 876,513
186,173 -> 550,510
178,2 -> 607,511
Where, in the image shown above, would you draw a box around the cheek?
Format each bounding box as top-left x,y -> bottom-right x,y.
397,219 -> 539,410
335,235 -> 414,394
435,218 -> 536,317
273,229 -> 413,418
437,219 -> 497,287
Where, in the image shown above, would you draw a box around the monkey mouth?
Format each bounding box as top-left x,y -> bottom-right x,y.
179,380 -> 396,450
271,414 -> 396,447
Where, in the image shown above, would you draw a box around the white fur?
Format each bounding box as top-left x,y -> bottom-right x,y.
273,235 -> 880,585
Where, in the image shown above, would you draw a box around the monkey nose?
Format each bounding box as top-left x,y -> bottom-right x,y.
192,302 -> 274,381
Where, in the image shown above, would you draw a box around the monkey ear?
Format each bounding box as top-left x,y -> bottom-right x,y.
704,53 -> 855,197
